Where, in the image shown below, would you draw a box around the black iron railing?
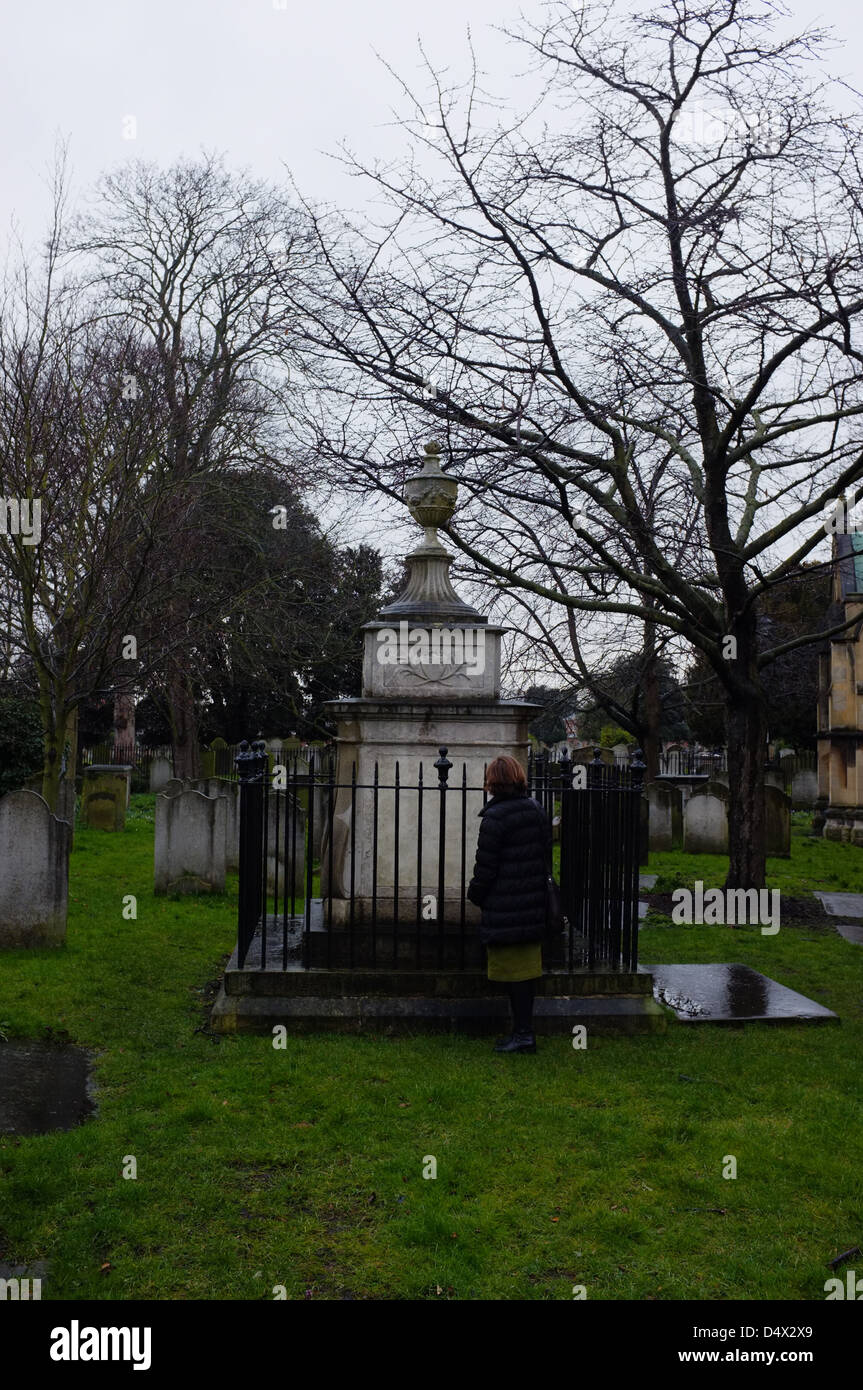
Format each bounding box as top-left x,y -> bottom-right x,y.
558,748 -> 646,971
233,741 -> 646,974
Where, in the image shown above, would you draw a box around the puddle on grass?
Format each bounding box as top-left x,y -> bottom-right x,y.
0,1042 -> 95,1135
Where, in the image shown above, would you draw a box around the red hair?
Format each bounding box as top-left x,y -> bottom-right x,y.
485,755 -> 527,797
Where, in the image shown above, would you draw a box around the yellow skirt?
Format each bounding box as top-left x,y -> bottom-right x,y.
486,941 -> 543,983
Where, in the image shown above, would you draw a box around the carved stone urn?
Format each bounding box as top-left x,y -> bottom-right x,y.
379,441 -> 483,622
403,440 -> 458,541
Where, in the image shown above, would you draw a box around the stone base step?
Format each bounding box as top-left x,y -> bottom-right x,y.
209,988 -> 668,1036
223,964 -> 653,998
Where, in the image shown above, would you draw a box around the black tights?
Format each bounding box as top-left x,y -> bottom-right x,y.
507,978 -> 537,1033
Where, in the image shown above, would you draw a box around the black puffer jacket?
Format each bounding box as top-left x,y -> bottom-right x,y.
467,792 -> 551,946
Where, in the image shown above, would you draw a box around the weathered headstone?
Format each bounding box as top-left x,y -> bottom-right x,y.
199,778 -> 240,873
683,781 -> 729,855
791,767 -> 817,808
200,745 -> 216,778
764,784 -> 791,858
81,765 -> 130,831
0,791 -> 71,947
209,737 -> 230,778
149,755 -> 172,793
154,789 -> 226,895
647,780 -> 683,852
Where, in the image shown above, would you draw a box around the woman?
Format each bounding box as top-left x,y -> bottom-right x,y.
467,754 -> 552,1054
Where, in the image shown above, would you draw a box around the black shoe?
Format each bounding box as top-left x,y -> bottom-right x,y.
493,1032 -> 537,1054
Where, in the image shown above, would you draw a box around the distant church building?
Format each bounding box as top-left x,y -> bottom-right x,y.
817,531 -> 863,843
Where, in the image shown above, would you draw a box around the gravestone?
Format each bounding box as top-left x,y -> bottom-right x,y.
149,755 -> 172,793
647,780 -> 683,852
791,767 -> 818,808
154,789 -> 226,895
209,737 -> 230,778
683,781 -> 729,855
266,791 -> 305,896
612,742 -> 631,764
764,784 -> 791,858
81,766 -> 130,831
764,768 -> 786,792
0,791 -> 71,947
201,778 -> 240,873
200,745 -> 216,778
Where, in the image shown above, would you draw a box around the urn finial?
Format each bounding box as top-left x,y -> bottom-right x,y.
403,441 -> 458,543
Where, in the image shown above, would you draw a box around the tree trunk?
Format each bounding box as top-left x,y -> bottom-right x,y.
113,692 -> 136,762
38,678 -> 70,813
167,671 -> 200,780
642,627 -> 662,782
724,678 -> 768,890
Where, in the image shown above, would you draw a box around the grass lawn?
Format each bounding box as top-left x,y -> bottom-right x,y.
0,798 -> 861,1300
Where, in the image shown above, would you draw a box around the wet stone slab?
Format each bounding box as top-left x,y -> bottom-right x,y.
0,1042 -> 95,1135
833,922 -> 863,945
815,892 -> 863,919
647,963 -> 838,1024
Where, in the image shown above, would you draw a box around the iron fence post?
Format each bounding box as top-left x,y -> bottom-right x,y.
236,738 -> 267,968
435,746 -> 452,966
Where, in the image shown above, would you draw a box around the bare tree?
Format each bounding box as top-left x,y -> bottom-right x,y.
0,173 -> 183,808
75,154 -> 307,776
285,0 -> 863,887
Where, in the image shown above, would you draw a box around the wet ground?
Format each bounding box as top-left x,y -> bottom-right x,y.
0,1042 -> 95,1135
647,963 -> 838,1024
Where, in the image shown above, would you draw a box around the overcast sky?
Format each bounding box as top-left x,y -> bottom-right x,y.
2,0 -> 861,248
2,0 -> 859,645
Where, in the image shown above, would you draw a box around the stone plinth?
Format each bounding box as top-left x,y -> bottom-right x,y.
362,621 -> 504,702
320,698 -> 538,923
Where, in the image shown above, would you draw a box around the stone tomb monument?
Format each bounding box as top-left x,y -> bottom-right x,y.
320,442 -> 539,929
81,765 -> 130,831
0,790 -> 71,947
210,442 -> 668,1035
